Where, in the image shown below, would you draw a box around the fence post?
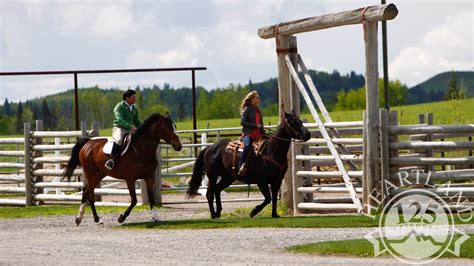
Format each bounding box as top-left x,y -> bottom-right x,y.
291,141 -> 303,215
362,111 -> 369,212
35,120 -> 44,204
380,109 -> 389,205
389,110 -> 399,189
91,122 -> 100,137
280,35 -> 297,213
198,133 -> 208,195
23,123 -> 33,206
364,21 -> 380,212
301,118 -> 313,205
154,145 -> 162,206
80,122 -> 87,137
426,113 -> 434,173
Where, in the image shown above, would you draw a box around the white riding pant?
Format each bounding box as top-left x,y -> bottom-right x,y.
112,127 -> 130,146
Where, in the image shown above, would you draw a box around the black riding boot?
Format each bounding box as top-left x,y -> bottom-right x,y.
238,144 -> 252,176
104,143 -> 121,170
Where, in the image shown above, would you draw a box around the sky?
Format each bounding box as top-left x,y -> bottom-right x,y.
0,0 -> 473,103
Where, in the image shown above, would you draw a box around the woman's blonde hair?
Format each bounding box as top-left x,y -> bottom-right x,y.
240,91 -> 259,112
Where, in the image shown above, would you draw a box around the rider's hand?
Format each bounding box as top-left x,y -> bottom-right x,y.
131,127 -> 137,134
257,123 -> 263,129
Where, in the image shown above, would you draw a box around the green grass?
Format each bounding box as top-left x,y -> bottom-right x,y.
122,215 -> 379,230
286,234 -> 474,259
0,205 -> 151,219
3,99 -> 474,138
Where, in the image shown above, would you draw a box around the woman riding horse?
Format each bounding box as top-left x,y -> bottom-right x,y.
187,110 -> 310,219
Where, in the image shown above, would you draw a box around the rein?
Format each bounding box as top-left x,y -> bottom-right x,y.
262,155 -> 288,176
265,118 -> 303,143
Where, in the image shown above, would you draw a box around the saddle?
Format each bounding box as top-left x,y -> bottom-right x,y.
101,134 -> 133,157
224,138 -> 267,177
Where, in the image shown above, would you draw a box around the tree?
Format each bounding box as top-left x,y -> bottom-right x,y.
41,99 -> 56,130
3,98 -> 12,116
16,102 -> 23,133
445,71 -> 460,100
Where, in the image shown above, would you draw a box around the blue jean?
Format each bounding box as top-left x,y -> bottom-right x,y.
239,135 -> 253,168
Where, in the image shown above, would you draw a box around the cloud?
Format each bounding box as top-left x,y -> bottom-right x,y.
0,76 -> 72,102
126,33 -> 205,67
53,1 -> 137,39
390,11 -> 473,86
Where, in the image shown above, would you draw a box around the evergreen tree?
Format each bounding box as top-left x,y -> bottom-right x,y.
3,98 -> 11,116
16,102 -> 23,133
41,99 -> 56,130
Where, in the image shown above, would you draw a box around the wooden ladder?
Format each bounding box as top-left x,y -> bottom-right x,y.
285,54 -> 363,213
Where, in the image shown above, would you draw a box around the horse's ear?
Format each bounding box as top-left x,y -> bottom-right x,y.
291,109 -> 296,116
280,103 -> 289,119
165,111 -> 170,118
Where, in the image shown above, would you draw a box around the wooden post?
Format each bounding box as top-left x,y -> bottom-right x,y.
155,145 -> 162,206
426,113 -> 434,172
276,33 -> 294,212
91,122 -> 100,137
288,36 -> 300,114
23,123 -> 33,206
389,111 -> 399,188
277,34 -> 291,116
302,119 -> 313,205
380,109 -> 389,203
291,142 -> 303,215
363,21 -> 380,210
35,120 -> 44,204
362,112 -> 369,212
80,122 -> 87,137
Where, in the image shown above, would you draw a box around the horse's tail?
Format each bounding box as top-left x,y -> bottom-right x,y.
186,147 -> 208,199
63,137 -> 90,182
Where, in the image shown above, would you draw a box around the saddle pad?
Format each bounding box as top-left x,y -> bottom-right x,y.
101,135 -> 132,156
103,141 -> 114,155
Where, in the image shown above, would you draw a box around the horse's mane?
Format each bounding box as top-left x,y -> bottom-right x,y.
134,113 -> 164,137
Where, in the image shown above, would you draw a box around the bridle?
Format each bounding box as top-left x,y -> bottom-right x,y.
266,117 -> 304,143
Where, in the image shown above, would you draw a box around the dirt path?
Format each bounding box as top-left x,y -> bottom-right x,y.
1,203 -> 473,265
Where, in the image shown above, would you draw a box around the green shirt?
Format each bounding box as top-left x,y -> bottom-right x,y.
112,101 -> 141,130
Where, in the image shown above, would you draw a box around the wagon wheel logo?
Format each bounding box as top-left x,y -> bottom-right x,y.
365,189 -> 470,264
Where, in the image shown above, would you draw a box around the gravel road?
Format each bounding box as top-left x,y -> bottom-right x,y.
1,204 -> 473,265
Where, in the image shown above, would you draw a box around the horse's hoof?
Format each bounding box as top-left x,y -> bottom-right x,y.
250,210 -> 258,218
96,220 -> 104,226
118,215 -> 126,224
272,214 -> 280,218
75,217 -> 82,226
152,217 -> 161,223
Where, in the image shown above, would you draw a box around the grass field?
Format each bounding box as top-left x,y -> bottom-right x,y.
96,98 -> 474,135
286,234 -> 474,259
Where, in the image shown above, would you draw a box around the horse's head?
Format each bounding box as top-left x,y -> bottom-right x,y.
282,110 -> 311,142
159,113 -> 182,151
139,113 -> 182,151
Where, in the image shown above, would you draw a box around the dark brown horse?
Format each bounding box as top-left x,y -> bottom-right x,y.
64,113 -> 182,225
187,111 -> 310,218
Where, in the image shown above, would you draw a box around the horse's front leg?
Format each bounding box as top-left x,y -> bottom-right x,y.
118,179 -> 137,223
250,181 -> 271,218
144,175 -> 160,222
270,179 -> 283,218
214,175 -> 234,218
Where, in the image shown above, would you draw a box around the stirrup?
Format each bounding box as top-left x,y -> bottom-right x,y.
105,159 -> 114,170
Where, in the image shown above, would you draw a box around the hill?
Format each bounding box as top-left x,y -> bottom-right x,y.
407,71 -> 474,104
0,70 -> 366,134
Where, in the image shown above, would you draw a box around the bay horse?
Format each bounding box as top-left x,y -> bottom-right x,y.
186,111 -> 310,218
63,113 -> 182,225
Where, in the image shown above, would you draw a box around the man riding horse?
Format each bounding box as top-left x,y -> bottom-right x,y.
105,89 -> 141,170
